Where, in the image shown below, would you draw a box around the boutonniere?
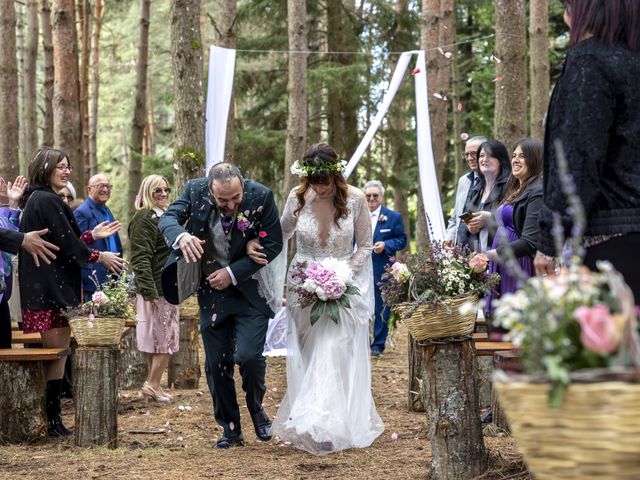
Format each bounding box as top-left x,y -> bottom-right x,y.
236,211 -> 252,232
378,214 -> 388,223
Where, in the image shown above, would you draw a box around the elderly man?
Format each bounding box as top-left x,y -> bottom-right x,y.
445,135 -> 488,245
365,180 -> 407,357
74,174 -> 123,301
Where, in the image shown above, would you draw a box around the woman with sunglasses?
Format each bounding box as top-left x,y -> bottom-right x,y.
19,147 -> 124,437
128,175 -> 179,402
535,0 -> 640,301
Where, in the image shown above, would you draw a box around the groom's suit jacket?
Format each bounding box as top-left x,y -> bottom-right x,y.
159,177 -> 283,319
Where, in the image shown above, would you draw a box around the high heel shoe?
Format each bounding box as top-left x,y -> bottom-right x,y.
140,382 -> 171,403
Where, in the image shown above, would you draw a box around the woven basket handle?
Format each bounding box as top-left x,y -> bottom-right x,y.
611,269 -> 640,370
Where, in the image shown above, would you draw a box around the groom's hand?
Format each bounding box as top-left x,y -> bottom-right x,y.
207,268 -> 232,290
178,233 -> 206,263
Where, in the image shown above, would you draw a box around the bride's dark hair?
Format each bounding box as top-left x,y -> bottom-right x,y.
294,143 -> 349,226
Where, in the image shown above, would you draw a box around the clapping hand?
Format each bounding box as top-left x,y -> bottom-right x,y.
0,175 -> 28,209
98,251 -> 125,274
92,220 -> 122,240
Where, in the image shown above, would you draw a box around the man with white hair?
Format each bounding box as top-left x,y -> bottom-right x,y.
364,180 -> 407,357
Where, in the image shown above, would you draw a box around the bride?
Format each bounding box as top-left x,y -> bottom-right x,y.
249,143 -> 383,454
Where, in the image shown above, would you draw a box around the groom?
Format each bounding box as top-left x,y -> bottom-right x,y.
159,163 -> 283,448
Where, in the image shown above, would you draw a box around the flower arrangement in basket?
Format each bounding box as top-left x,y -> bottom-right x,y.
289,257 -> 359,325
380,242 -> 498,341
68,273 -> 136,346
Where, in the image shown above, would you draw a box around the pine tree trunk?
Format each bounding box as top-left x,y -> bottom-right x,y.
88,0 -> 103,177
284,0 -> 308,196
421,0 -> 454,186
422,340 -> 488,479
494,0 -> 527,151
16,3 -> 26,173
128,0 -> 150,222
40,0 -> 55,148
74,347 -> 118,448
0,3 -> 20,181
171,0 -> 205,192
23,0 -> 39,169
215,0 -> 237,163
451,33 -> 463,181
77,0 -> 91,182
51,0 -> 84,188
0,360 -> 47,443
147,80 -> 156,156
529,0 -> 549,141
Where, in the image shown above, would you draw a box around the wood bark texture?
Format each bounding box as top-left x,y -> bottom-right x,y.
51,0 -> 84,188
284,0 -> 308,195
494,0 -> 527,151
407,334 -> 425,412
529,0 -> 549,140
0,4 -> 20,180
215,0 -> 237,163
128,0 -> 151,222
23,0 -> 39,165
77,0 -> 90,180
171,0 -> 205,192
0,360 -> 47,443
89,0 -> 103,175
74,347 -> 118,448
422,340 -> 487,479
117,327 -> 148,390
168,315 -> 201,389
40,0 -> 55,147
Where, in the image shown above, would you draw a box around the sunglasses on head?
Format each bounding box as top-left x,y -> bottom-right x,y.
153,187 -> 171,194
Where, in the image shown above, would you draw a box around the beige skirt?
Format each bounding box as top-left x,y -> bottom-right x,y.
136,294 -> 180,354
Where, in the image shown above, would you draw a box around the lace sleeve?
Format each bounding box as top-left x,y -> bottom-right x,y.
350,189 -> 373,272
280,188 -> 300,241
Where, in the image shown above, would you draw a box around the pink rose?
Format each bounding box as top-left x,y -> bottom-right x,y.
92,291 -> 108,306
468,254 -> 489,273
574,304 -> 622,355
323,279 -> 347,300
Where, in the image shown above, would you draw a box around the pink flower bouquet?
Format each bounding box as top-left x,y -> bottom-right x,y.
290,258 -> 360,325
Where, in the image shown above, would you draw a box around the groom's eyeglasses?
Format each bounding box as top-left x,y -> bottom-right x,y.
153,187 -> 172,195
366,194 -> 379,199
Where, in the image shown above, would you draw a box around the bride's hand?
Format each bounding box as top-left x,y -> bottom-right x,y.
246,238 -> 268,266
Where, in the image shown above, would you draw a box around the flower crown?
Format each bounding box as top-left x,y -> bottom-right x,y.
290,159 -> 348,177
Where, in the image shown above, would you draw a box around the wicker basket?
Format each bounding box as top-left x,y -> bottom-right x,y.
179,296 -> 200,318
494,373 -> 640,479
394,293 -> 478,341
68,316 -> 126,346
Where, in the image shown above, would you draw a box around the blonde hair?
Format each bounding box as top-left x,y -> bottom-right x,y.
135,175 -> 169,210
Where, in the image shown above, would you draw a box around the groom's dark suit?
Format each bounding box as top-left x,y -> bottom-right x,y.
159,177 -> 283,441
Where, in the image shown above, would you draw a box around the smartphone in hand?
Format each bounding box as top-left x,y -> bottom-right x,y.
459,212 -> 474,223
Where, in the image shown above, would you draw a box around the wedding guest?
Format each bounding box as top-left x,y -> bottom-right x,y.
19,147 -> 124,437
459,140 -> 511,252
364,180 -> 407,357
0,176 -> 27,349
471,139 -> 543,336
535,0 -> 640,302
129,175 -> 179,403
75,173 -> 123,301
445,135 -> 488,246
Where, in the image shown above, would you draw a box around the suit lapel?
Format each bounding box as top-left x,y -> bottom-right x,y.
228,183 -> 254,260
373,206 -> 387,241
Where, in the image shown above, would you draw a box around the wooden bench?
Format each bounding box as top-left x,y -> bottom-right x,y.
473,341 -> 516,356
11,331 -> 42,345
0,347 -> 70,443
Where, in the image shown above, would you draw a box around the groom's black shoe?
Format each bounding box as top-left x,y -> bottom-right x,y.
250,409 -> 272,441
214,434 -> 245,449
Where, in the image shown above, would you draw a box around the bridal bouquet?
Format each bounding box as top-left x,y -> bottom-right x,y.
290,258 -> 360,325
494,260 -> 639,406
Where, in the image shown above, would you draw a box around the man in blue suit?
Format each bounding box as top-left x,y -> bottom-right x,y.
365,180 -> 407,357
74,173 -> 123,301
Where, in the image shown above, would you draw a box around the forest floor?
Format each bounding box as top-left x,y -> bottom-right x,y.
0,323 -> 531,479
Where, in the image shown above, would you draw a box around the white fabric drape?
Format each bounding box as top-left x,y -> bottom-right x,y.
205,46 -> 236,174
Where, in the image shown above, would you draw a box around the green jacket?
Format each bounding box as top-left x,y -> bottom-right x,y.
129,208 -> 171,301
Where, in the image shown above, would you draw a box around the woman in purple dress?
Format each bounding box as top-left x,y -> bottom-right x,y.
471,139 -> 543,337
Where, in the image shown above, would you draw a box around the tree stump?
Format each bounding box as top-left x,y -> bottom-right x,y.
74,347 -> 118,448
491,350 -> 521,433
168,315 -> 200,389
118,327 -> 147,390
0,360 -> 47,443
421,339 -> 487,479
408,333 -> 426,412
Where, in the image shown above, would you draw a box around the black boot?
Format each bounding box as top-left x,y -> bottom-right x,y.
46,379 -> 73,438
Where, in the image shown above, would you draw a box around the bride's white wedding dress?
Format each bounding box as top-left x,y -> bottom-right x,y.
270,185 -> 384,455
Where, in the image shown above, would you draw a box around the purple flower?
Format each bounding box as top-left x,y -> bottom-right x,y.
237,218 -> 250,231
323,279 -> 346,300
306,262 -> 335,284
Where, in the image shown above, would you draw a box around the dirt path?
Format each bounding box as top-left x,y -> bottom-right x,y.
0,324 -> 530,479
